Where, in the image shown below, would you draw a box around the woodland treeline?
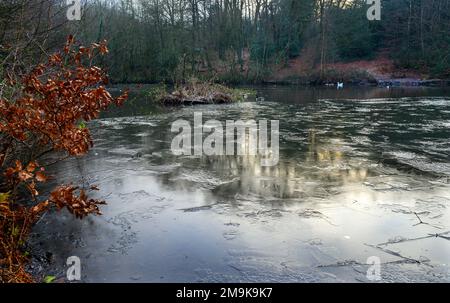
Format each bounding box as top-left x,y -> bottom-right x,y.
1,0 -> 449,83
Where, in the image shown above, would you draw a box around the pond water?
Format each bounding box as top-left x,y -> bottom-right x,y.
31,86 -> 450,282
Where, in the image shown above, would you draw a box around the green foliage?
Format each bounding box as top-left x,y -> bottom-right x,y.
331,4 -> 378,60
43,275 -> 56,283
0,192 -> 10,203
381,0 -> 450,77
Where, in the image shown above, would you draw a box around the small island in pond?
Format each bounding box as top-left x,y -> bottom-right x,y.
153,79 -> 256,106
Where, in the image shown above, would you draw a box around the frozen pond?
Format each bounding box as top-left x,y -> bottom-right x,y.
31,86 -> 450,282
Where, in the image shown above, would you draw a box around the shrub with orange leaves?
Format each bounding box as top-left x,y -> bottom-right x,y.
0,36 -> 127,282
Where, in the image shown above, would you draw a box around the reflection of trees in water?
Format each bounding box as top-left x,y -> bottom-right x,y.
132,108 -> 372,200
158,128 -> 370,200
305,128 -> 369,184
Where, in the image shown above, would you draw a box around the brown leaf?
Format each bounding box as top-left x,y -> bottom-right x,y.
35,171 -> 47,182
18,170 -> 33,181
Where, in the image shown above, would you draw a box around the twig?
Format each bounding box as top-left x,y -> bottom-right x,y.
412,212 -> 443,229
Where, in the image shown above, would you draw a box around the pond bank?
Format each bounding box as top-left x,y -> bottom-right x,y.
108,77 -> 450,89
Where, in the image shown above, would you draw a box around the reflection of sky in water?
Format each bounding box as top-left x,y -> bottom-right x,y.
33,87 -> 450,282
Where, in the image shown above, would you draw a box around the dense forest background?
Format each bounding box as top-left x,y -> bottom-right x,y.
1,0 -> 449,83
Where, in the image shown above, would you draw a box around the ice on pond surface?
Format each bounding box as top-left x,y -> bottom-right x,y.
31,86 -> 450,282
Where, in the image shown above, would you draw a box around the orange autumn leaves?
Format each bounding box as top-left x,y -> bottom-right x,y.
1,36 -> 127,282
1,36 -> 127,218
4,160 -> 46,198
1,36 -> 127,157
48,185 -> 106,219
